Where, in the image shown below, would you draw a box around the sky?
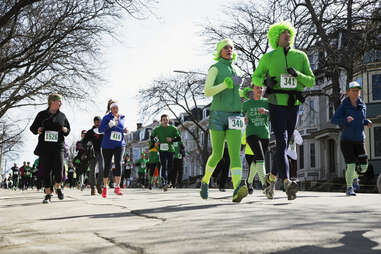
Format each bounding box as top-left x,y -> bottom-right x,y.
2,0 -> 241,173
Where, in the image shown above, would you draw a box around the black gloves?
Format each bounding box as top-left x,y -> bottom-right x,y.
287,67 -> 298,77
264,76 -> 277,88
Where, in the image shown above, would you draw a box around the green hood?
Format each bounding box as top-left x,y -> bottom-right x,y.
267,21 -> 296,50
213,38 -> 237,61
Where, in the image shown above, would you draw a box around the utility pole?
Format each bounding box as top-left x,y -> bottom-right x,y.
0,126 -> 4,177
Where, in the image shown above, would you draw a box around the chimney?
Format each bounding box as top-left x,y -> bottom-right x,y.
136,123 -> 142,130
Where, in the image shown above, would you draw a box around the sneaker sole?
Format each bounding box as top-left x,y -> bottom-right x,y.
233,185 -> 248,203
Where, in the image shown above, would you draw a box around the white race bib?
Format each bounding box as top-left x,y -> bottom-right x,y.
110,131 -> 122,142
14,171 -> 19,175
44,131 -> 58,142
280,74 -> 297,89
160,143 -> 169,151
228,116 -> 244,130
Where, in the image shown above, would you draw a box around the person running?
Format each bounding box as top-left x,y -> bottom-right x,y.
135,152 -> 148,188
200,38 -> 248,202
30,93 -> 70,203
11,163 -> 19,190
150,114 -> 181,191
286,129 -> 303,180
172,139 -> 185,188
32,158 -> 43,190
99,100 -> 128,198
252,21 -> 315,200
19,161 -> 26,190
67,163 -> 76,188
24,162 -> 33,190
242,85 -> 270,197
331,81 -> 372,196
147,141 -> 160,190
82,116 -> 104,195
122,154 -> 133,188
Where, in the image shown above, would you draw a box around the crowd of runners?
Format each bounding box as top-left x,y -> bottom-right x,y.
1,21 -> 374,203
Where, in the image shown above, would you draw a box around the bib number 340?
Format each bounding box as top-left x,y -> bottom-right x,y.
228,116 -> 244,130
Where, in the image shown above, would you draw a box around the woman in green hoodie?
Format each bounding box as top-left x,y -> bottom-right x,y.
200,38 -> 248,203
252,21 -> 315,200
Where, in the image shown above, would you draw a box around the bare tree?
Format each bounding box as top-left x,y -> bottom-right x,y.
0,119 -> 25,162
0,0 -> 156,119
138,73 -> 210,169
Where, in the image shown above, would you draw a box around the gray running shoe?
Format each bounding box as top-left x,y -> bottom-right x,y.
285,180 -> 298,200
264,174 -> 275,199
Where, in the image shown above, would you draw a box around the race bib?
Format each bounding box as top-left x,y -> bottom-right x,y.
44,131 -> 58,142
228,116 -> 244,130
173,142 -> 178,147
110,131 -> 122,142
14,171 -> 18,175
160,143 -> 169,151
280,74 -> 297,89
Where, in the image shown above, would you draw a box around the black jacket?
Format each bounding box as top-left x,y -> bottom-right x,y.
30,108 -> 70,153
82,126 -> 104,152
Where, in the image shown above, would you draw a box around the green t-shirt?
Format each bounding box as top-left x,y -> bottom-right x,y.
148,150 -> 160,163
136,158 -> 147,173
242,98 -> 270,139
252,48 -> 315,106
24,166 -> 32,177
151,125 -> 180,153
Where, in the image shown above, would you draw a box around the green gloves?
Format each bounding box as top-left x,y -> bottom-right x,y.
224,77 -> 234,89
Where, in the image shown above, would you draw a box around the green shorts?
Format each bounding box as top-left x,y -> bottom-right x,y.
208,111 -> 242,131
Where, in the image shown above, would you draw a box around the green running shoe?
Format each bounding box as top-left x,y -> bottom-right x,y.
200,182 -> 209,200
232,183 -> 248,203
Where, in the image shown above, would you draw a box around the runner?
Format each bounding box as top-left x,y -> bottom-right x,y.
122,154 -> 133,188
135,152 -> 148,188
99,100 -> 128,198
10,163 -> 19,190
286,129 -> 303,180
147,142 -> 160,190
172,139 -> 185,188
73,130 -> 90,191
150,114 -> 181,191
331,81 -> 372,196
242,85 -> 270,197
24,162 -> 33,190
30,93 -> 70,203
67,163 -> 76,188
252,21 -> 315,200
200,38 -> 248,202
82,116 -> 104,195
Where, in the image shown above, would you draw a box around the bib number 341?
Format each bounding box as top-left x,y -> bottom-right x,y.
228,116 -> 244,130
280,74 -> 297,89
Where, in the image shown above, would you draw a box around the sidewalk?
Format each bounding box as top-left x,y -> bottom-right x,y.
0,188 -> 380,254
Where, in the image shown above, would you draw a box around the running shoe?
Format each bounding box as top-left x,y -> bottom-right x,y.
200,182 -> 209,200
247,181 -> 254,195
346,186 -> 356,196
56,188 -> 64,200
232,183 -> 248,203
285,180 -> 298,200
42,194 -> 52,204
96,184 -> 102,194
114,186 -> 123,195
91,187 -> 96,196
102,187 -> 107,198
352,178 -> 360,192
264,174 -> 275,199
162,184 -> 169,192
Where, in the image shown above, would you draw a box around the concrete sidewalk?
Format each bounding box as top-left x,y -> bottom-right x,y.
0,188 -> 380,254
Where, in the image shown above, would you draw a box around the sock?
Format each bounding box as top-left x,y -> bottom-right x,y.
345,163 -> 356,188
248,163 -> 256,184
202,164 -> 215,184
256,161 -> 266,186
269,173 -> 277,182
231,167 -> 242,189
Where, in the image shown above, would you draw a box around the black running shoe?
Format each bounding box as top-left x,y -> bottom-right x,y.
247,182 -> 254,195
56,188 -> 64,200
43,194 -> 51,204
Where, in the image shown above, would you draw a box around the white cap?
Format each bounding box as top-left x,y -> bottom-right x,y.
348,81 -> 361,89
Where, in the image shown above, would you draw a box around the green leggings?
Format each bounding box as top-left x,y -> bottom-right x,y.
203,129 -> 242,189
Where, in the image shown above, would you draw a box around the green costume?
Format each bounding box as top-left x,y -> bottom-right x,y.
136,158 -> 147,174
201,38 -> 248,202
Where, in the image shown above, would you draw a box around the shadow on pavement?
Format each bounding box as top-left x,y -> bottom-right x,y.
267,230 -> 380,254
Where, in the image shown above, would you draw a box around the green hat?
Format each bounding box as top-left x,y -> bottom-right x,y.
267,21 -> 296,49
213,38 -> 237,61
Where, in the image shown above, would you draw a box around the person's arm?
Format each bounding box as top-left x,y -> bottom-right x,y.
295,52 -> 315,88
99,115 -> 111,133
172,127 -> 181,142
63,117 -> 70,136
331,103 -> 346,126
30,112 -> 43,135
204,67 -> 230,97
252,54 -> 268,87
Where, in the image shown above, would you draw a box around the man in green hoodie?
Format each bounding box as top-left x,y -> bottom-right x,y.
252,21 -> 315,200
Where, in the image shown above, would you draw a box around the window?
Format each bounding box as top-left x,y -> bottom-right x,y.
310,143 -> 316,168
299,145 -> 304,169
371,74 -> 381,101
374,126 -> 381,158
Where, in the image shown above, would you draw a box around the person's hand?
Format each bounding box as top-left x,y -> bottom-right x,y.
347,116 -> 354,123
37,127 -> 44,135
124,128 -> 128,134
108,120 -> 116,128
62,127 -> 68,133
224,77 -> 234,89
286,67 -> 298,77
231,76 -> 243,86
244,117 -> 248,125
264,76 -> 277,88
258,107 -> 268,115
154,142 -> 159,147
166,137 -> 172,142
367,120 -> 372,128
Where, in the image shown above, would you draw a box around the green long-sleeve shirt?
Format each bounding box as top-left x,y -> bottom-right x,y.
252,47 -> 315,106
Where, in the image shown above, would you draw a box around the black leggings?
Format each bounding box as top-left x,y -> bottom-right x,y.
40,150 -> 64,188
102,147 -> 125,178
246,135 -> 269,162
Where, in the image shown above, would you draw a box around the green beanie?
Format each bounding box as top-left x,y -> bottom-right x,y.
213,38 -> 237,61
267,21 -> 296,49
